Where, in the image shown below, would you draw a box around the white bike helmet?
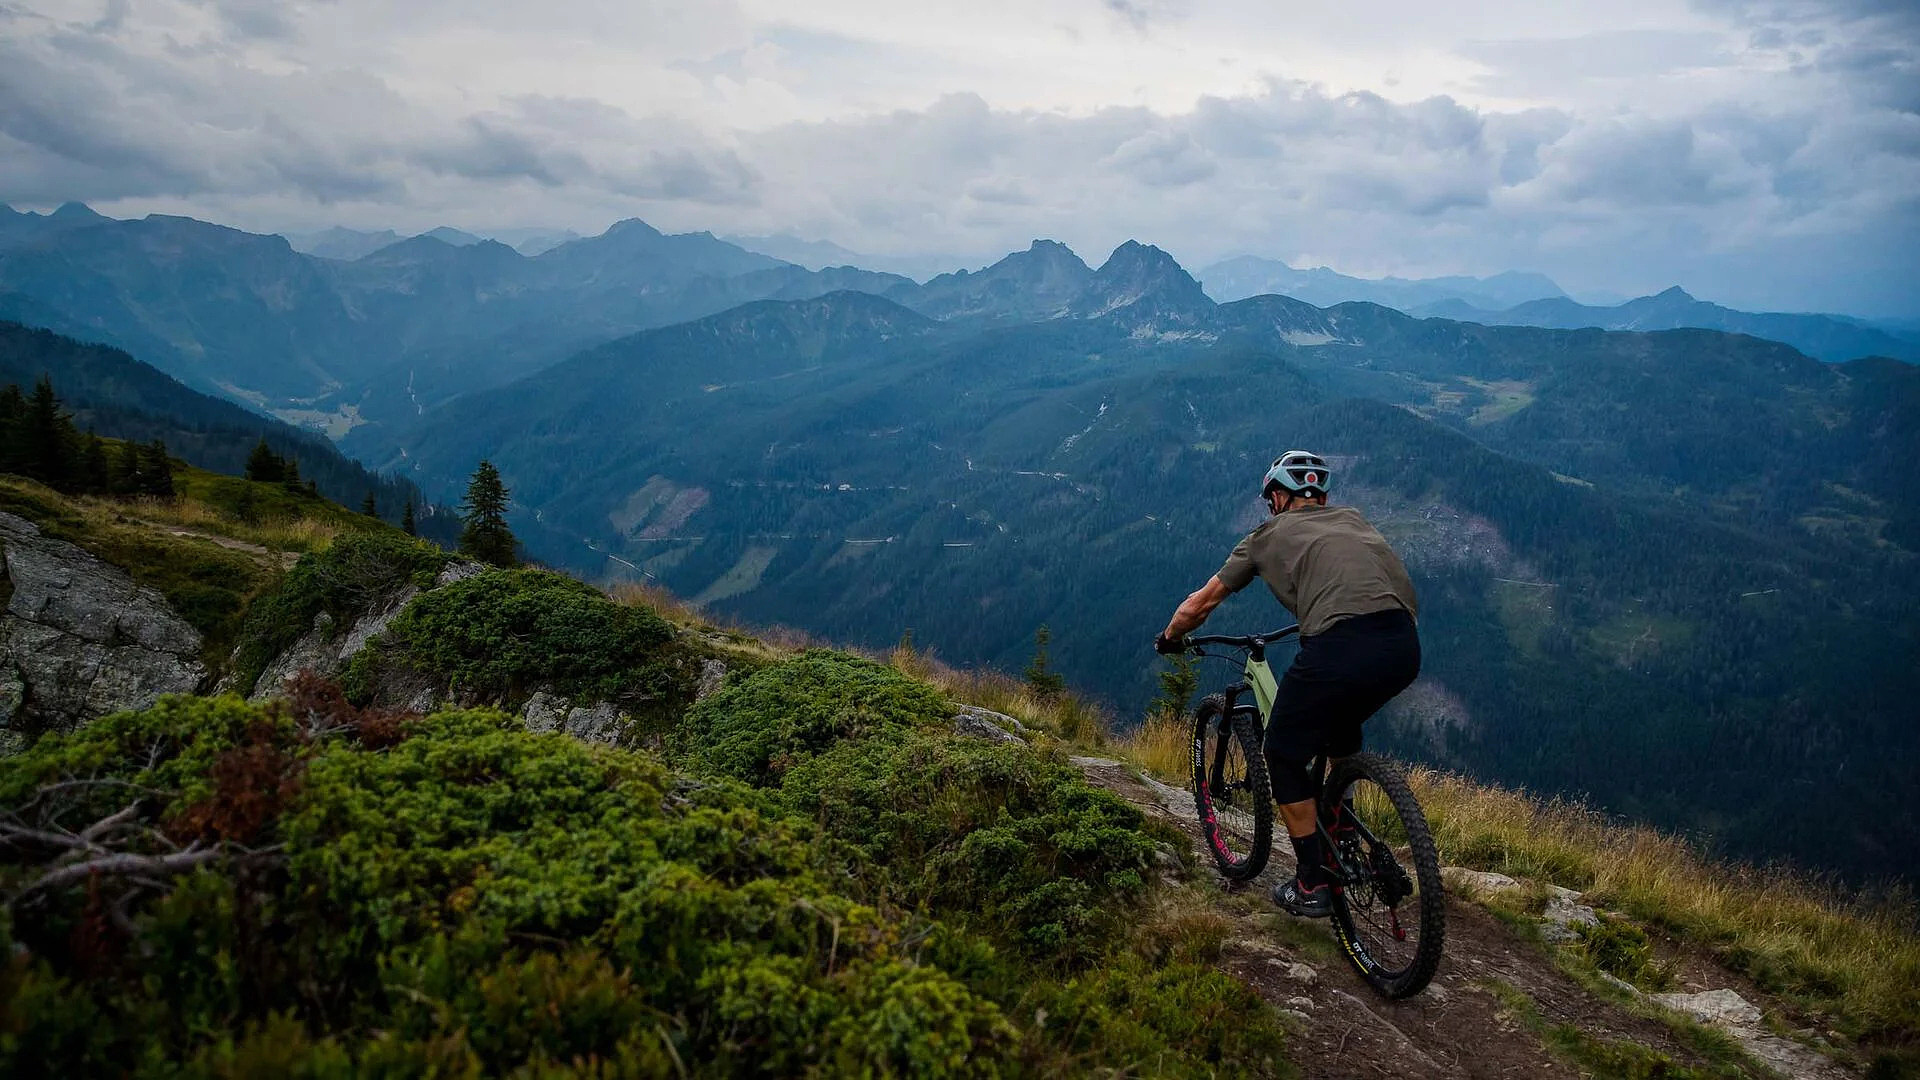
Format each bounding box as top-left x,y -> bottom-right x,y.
1262,450 -> 1332,499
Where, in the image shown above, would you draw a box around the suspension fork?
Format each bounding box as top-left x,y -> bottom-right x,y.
1209,682 -> 1251,793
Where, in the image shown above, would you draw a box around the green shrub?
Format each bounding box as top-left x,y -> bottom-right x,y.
671,650 -> 951,785
2,689 -> 1293,1078
1572,915 -> 1675,990
781,731 -> 1158,962
350,568 -> 686,712
232,530 -> 448,691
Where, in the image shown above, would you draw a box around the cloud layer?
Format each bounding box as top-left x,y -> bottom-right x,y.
1,0 -> 1915,314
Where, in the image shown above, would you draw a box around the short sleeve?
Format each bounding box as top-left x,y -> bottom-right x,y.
1216,534 -> 1258,593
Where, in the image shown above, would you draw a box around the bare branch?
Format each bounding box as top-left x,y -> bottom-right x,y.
15,844 -> 222,899
80,803 -> 143,843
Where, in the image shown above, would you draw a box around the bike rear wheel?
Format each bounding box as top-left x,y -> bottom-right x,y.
1322,752 -> 1445,998
1191,694 -> 1272,881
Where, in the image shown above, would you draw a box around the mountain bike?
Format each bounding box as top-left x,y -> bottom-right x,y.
1180,627 -> 1446,999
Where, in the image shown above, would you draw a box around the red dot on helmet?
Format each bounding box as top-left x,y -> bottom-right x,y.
1305,472 -> 1318,484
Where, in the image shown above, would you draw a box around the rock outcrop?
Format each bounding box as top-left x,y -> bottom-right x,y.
0,511 -> 205,747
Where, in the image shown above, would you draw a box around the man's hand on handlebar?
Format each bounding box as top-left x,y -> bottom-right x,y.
1154,632 -> 1187,656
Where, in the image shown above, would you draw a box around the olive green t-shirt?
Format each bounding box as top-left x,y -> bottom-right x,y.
1216,504 -> 1418,637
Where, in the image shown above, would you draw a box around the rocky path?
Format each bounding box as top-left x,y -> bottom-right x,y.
1067,754 -> 1854,1080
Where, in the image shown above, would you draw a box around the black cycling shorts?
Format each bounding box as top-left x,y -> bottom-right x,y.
1263,608 -> 1421,804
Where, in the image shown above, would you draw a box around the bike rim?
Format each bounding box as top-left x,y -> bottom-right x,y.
1329,775 -> 1427,981
1195,718 -> 1261,866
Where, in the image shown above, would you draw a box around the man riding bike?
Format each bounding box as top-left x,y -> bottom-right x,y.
1155,451 -> 1422,917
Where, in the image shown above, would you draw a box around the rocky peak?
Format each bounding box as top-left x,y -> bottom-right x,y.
1073,240 -> 1216,326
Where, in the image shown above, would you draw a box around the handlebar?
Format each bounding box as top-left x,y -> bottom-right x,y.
1185,626 -> 1299,651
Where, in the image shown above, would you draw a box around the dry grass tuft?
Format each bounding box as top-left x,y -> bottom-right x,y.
885,640 -> 1112,745
1112,708 -> 1193,783
85,493 -> 340,555
1411,766 -> 1920,1046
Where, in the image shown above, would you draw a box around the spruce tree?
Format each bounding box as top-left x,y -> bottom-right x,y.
459,460 -> 516,567
1024,624 -> 1066,700
25,376 -> 73,490
140,440 -> 174,498
111,439 -> 141,495
245,439 -> 284,482
1150,652 -> 1199,718
0,384 -> 26,474
361,492 -> 379,517
82,430 -> 110,494
281,455 -> 302,492
401,499 -> 417,537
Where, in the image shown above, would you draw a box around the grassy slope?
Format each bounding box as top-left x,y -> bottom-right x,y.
0,458 -> 410,665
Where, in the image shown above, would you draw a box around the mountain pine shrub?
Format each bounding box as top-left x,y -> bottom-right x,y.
0,690 -> 1294,1078
348,568 -> 688,715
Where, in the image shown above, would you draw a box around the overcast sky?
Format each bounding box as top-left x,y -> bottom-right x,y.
2,0 -> 1916,314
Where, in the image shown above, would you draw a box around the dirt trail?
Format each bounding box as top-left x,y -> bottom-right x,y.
1069,755 -> 1854,1080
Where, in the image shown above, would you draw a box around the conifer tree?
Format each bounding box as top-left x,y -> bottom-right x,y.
0,384 -> 26,474
25,376 -> 73,490
1150,652 -> 1199,718
245,439 -> 283,482
139,440 -> 174,498
459,459 -> 516,567
1024,624 -> 1066,700
111,439 -> 141,495
281,455 -> 302,492
82,430 -> 110,494
401,499 -> 417,537
361,492 -> 379,517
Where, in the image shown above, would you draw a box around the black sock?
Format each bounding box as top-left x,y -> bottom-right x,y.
1289,832 -> 1327,888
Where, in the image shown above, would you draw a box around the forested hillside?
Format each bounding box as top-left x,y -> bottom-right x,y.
0,323 -> 449,540
374,261 -> 1920,880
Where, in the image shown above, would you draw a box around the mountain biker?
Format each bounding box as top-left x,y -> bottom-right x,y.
1154,450 -> 1421,918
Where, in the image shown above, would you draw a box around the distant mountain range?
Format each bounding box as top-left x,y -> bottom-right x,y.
1414,287 -> 1920,363
284,224 -> 580,260
1198,254 -> 1572,311
723,234 -> 970,281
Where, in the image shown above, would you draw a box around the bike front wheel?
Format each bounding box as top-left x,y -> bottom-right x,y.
1322,752 -> 1446,999
1191,694 -> 1272,881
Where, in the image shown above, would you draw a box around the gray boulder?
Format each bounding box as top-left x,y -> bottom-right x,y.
248,585 -> 418,701
952,704 -> 1027,744
0,512 -> 205,740
521,689 -> 625,745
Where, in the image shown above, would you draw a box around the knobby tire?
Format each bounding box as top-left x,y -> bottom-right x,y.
1323,752 -> 1446,999
1191,694 -> 1272,882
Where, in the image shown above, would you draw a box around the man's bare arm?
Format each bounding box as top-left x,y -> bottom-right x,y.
1161,576 -> 1235,641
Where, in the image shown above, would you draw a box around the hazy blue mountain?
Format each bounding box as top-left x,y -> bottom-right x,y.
376,281 -> 1917,879
482,226 -> 581,255
419,226 -> 483,247
897,239 -> 1094,321
1419,287 -> 1919,363
0,214 -> 370,401
725,233 -> 967,280
1199,254 -> 1567,310
0,213 -> 921,435
282,226 -> 406,262
0,202 -> 113,252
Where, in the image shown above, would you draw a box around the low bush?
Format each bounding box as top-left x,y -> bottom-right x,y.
782,731 -> 1159,963
0,692 -> 1293,1077
672,650 -> 951,785
232,530 -> 449,691
354,568 -> 683,711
